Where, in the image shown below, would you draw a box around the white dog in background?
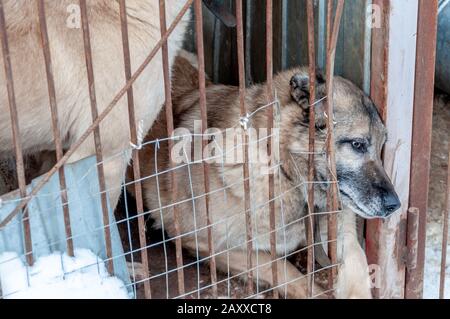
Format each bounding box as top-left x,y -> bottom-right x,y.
0,0 -> 191,209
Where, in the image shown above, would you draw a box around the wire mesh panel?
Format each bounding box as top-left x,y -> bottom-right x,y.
0,0 -> 392,300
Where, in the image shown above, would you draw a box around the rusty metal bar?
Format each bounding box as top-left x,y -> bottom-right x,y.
0,0 -> 33,266
0,0 -> 194,230
326,0 -> 332,49
235,0 -> 254,297
194,0 -> 218,298
405,208 -> 419,276
79,0 -> 113,274
118,0 -> 151,298
266,0 -> 279,299
366,0 -> 390,299
158,0 -> 186,298
306,0 -> 316,298
324,0 -> 333,262
440,149 -> 450,299
245,1 -> 253,87
405,0 -> 438,299
325,0 -> 345,290
37,0 -> 74,257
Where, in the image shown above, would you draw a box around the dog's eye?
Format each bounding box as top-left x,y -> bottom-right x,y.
350,140 -> 367,153
352,141 -> 362,149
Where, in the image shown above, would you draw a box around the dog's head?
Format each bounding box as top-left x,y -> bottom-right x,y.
280,70 -> 401,219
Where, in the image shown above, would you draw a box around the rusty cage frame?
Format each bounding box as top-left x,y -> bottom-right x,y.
0,0 -> 447,299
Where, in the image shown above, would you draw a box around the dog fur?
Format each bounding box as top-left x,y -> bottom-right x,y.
130,52 -> 401,298
0,0 -> 190,209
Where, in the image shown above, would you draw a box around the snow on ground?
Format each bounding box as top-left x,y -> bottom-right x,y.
0,249 -> 130,299
423,93 -> 450,299
424,224 -> 450,299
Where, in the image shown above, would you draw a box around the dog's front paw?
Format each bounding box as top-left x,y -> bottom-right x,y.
335,256 -> 373,299
127,261 -> 149,281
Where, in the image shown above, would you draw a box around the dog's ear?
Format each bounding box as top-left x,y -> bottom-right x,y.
290,71 -> 327,129
290,74 -> 309,109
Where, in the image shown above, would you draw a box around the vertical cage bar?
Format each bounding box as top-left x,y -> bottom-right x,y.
440,149 -> 450,299
194,0 -> 218,298
325,0 -> 345,289
365,0 -> 390,299
158,0 -> 186,298
118,0 -> 151,298
306,0 -> 316,298
79,0 -> 113,274
37,0 -> 74,257
236,0 -> 254,297
0,0 -> 33,266
325,0 -> 334,288
245,1 -> 253,86
405,0 -> 438,299
266,0 -> 279,299
326,0 -> 332,49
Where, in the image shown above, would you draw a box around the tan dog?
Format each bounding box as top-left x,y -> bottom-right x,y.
0,1 -> 191,209
132,52 -> 401,298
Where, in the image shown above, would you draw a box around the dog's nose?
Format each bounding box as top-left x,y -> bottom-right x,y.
383,192 -> 401,215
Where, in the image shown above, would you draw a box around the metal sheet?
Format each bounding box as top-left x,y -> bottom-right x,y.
0,156 -> 131,295
436,0 -> 450,94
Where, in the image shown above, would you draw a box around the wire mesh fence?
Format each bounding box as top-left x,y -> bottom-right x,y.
0,0 -> 445,300
0,0 -> 347,299
0,100 -> 343,299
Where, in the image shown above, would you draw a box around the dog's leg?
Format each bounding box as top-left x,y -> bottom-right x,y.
101,154 -> 130,212
335,210 -> 372,299
214,248 -> 324,299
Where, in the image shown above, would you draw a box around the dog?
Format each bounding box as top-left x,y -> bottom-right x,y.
131,52 -> 401,298
0,0 -> 196,211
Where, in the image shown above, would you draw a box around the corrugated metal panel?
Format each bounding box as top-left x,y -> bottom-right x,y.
0,156 -> 131,294
186,0 -> 371,91
436,0 -> 450,94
